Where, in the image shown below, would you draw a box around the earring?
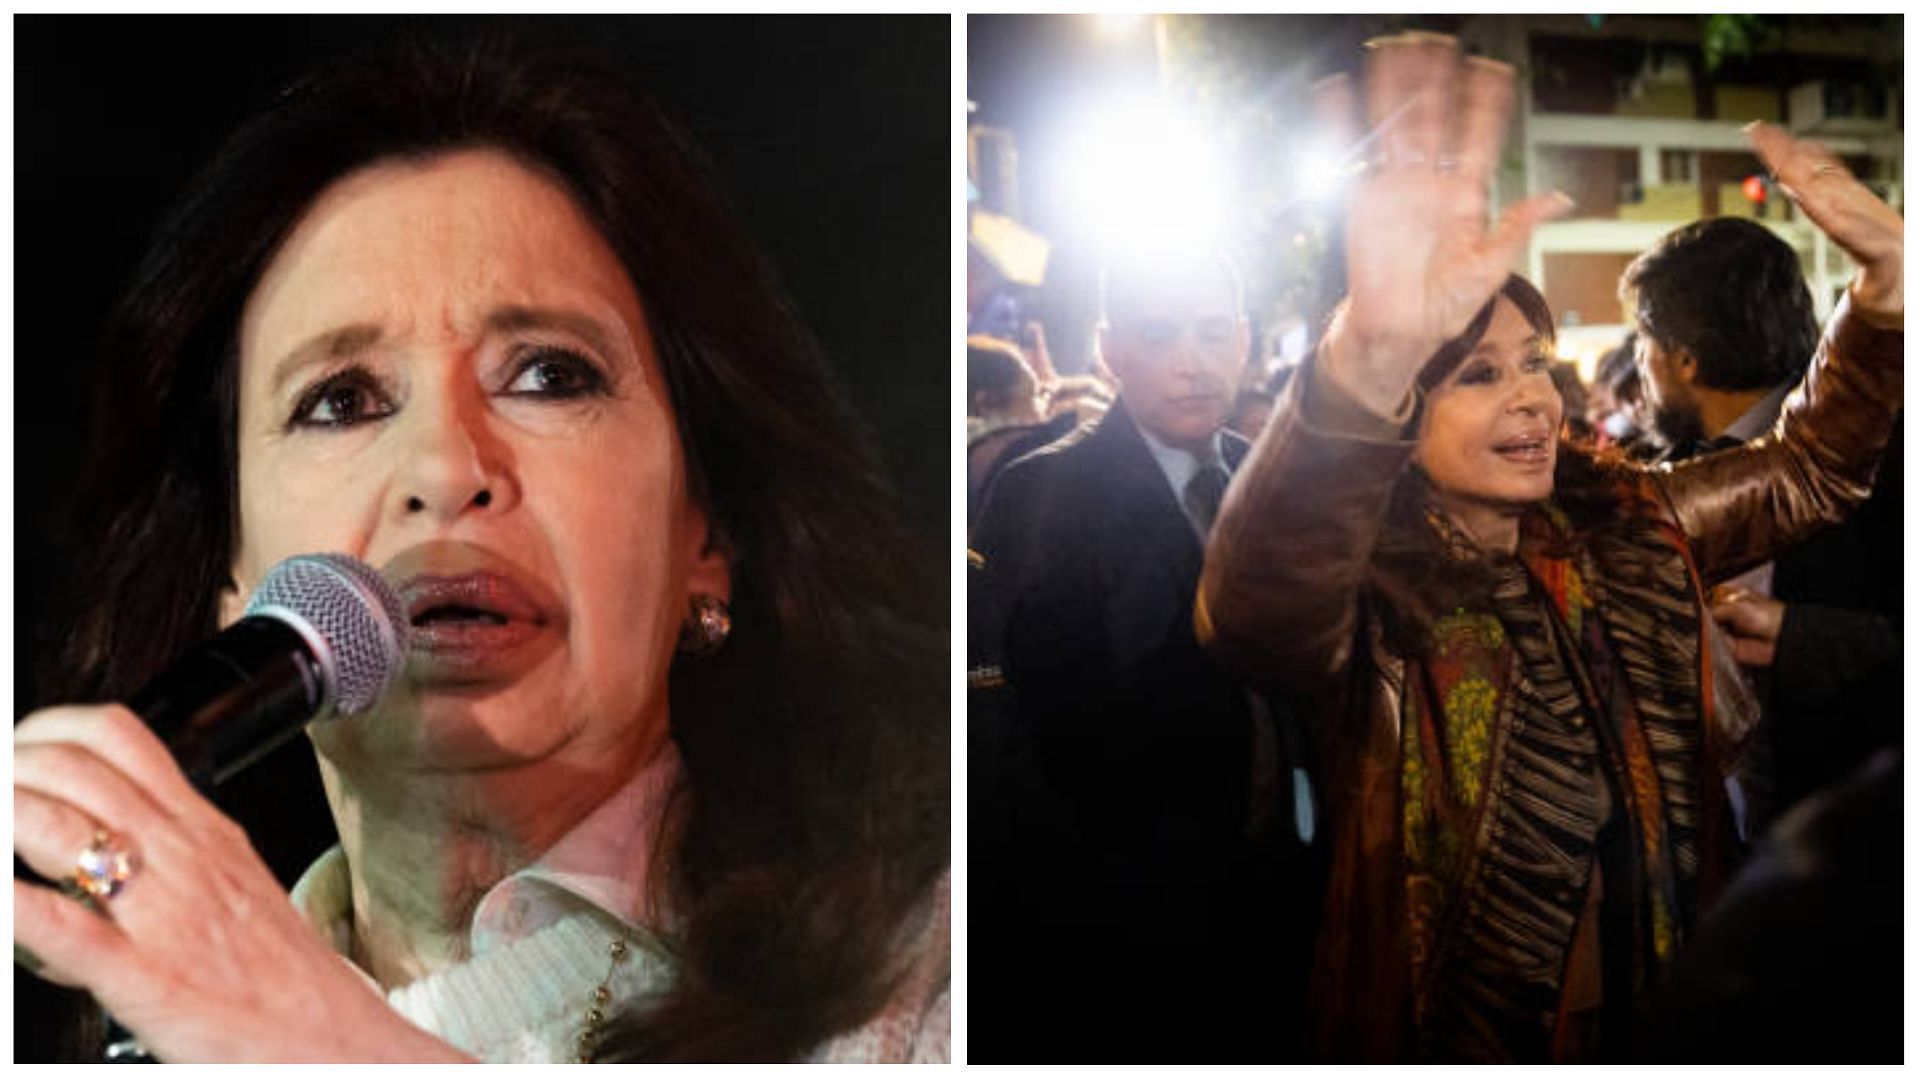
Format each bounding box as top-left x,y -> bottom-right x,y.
678,594 -> 732,657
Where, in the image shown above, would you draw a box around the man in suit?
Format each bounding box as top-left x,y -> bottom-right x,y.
970,252 -> 1316,1061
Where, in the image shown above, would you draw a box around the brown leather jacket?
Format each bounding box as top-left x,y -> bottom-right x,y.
1195,293 -> 1902,1059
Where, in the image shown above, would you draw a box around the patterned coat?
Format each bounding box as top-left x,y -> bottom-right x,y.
1197,295 -> 1902,1061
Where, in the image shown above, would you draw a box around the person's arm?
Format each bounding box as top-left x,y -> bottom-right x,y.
972,455 -> 1110,796
1198,36 -> 1567,693
1196,351 -> 1416,695
979,457 -> 1142,818
1658,126 -> 1903,581
1661,294 -> 1901,582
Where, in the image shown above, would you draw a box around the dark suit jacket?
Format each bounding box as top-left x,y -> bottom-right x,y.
1695,412 -> 1903,819
1764,418 -> 1903,812
973,400 -> 1255,888
971,401 -> 1320,1061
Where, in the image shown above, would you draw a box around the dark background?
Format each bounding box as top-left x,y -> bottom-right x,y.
16,18 -> 947,720
13,17 -> 948,1056
17,16 -> 949,718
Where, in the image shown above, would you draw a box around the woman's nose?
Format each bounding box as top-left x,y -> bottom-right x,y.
392,381 -> 515,523
1511,374 -> 1556,417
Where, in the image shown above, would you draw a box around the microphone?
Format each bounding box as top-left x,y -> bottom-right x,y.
127,553 -> 410,790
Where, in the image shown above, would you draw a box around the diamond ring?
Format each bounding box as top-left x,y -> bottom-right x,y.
70,830 -> 138,902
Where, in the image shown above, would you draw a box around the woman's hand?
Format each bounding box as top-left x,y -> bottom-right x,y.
13,704 -> 470,1063
1317,34 -> 1572,417
1746,122 -> 1903,326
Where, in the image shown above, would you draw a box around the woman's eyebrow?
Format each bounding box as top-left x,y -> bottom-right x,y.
268,323 -> 384,395
265,307 -> 625,394
486,305 -> 621,360
1470,333 -> 1548,358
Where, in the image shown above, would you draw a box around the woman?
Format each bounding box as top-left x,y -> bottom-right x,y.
14,32 -> 947,1063
1197,37 -> 1901,1061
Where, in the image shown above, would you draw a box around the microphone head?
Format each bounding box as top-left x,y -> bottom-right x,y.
243,553 -> 409,715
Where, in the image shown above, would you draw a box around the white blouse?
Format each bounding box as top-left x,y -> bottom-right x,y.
290,746 -> 949,1063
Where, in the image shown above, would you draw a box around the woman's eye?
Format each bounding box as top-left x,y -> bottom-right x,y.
1524,353 -> 1552,373
1456,362 -> 1496,386
288,371 -> 393,430
505,348 -> 609,399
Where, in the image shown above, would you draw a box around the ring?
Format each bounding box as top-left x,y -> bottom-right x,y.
70,830 -> 137,901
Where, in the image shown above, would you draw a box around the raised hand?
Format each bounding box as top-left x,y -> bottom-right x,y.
1746,122 -> 1903,324
1316,34 -> 1572,417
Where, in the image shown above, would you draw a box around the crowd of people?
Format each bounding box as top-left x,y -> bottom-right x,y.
969,35 -> 1900,1063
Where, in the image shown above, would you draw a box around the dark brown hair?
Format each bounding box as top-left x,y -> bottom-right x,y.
48,31 -> 945,1062
1622,216 -> 1819,392
1415,274 -> 1558,392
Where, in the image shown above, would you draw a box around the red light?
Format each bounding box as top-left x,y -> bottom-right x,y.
1742,175 -> 1769,204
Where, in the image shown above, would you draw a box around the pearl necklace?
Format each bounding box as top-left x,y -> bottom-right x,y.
573,938 -> 630,1063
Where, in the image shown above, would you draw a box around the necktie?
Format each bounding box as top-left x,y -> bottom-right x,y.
1184,459 -> 1228,536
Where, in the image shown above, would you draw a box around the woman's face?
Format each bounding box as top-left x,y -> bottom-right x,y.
227,149 -> 728,776
1414,296 -> 1561,521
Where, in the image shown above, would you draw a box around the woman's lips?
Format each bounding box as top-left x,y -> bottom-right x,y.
401,573 -> 546,626
382,545 -> 564,687
1492,433 -> 1554,467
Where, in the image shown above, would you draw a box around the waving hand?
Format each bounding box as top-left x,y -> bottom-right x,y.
1317,34 -> 1572,416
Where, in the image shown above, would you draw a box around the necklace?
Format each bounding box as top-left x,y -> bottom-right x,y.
573,938 -> 630,1063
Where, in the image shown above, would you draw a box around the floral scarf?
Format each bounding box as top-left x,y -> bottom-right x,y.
1397,494 -> 1720,1061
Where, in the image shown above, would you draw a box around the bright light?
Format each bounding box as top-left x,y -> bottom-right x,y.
1095,13 -> 1148,37
1296,142 -> 1349,201
1064,94 -> 1230,257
